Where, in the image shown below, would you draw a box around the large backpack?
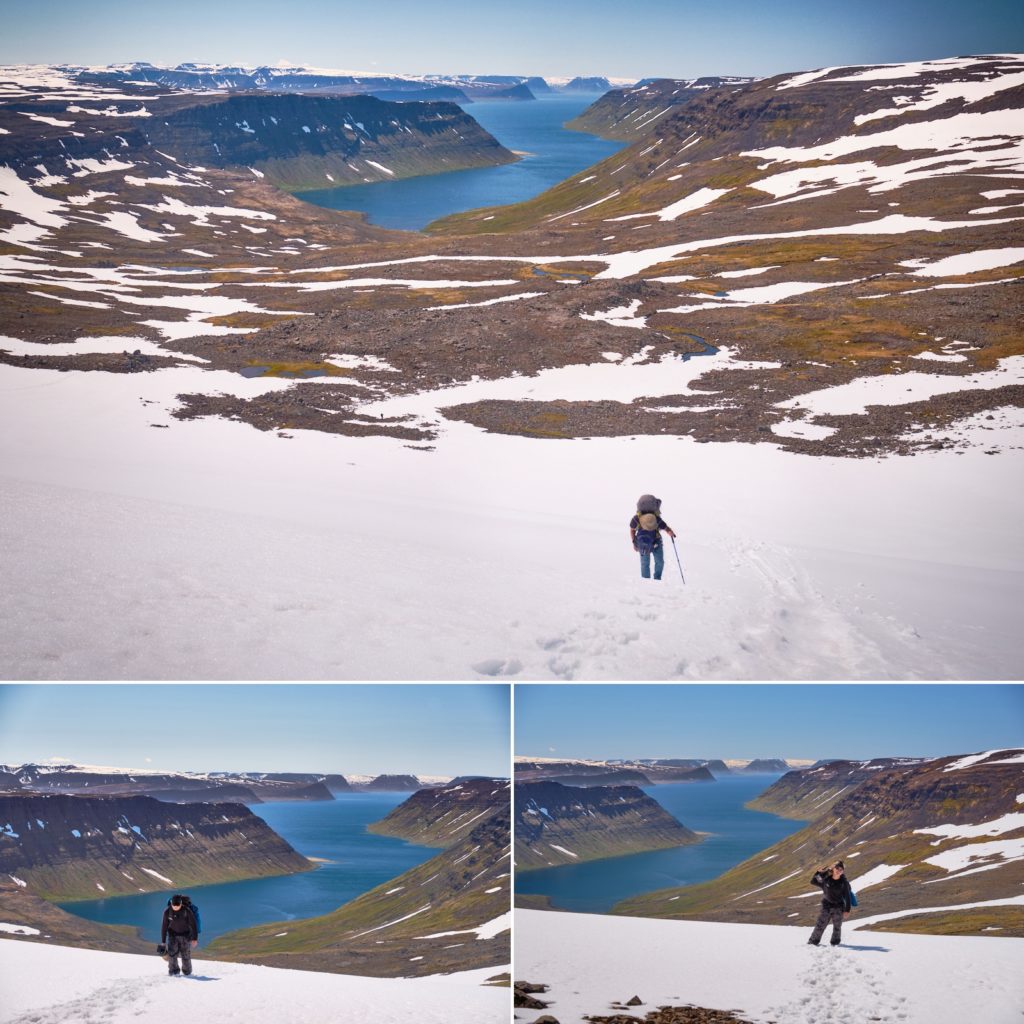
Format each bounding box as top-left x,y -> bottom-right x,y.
637,494 -> 661,514
635,511 -> 660,554
167,895 -> 201,935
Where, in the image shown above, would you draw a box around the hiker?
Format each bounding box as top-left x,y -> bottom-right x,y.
807,861 -> 852,946
160,894 -> 198,976
629,494 -> 676,581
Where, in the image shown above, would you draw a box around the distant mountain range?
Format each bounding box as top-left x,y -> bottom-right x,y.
1,763 -> 450,801
514,755 -> 799,786
60,63 -> 625,103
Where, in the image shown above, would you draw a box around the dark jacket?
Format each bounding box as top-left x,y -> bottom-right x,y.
811,870 -> 852,912
161,905 -> 198,943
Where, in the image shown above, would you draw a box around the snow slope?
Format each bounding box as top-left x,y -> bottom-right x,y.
0,940 -> 506,1024
0,361 -> 1021,679
515,909 -> 1024,1024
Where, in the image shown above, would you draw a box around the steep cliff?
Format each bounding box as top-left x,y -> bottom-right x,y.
145,93 -> 514,190
515,781 -> 700,870
367,778 -> 508,846
747,758 -> 930,818
615,749 -> 1024,937
568,76 -> 758,140
0,793 -> 313,900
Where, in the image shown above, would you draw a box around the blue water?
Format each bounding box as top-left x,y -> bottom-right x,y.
298,96 -> 626,231
515,776 -> 803,913
58,795 -> 437,942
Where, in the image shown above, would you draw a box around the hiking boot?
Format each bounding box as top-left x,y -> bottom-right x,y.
807,940 -> 820,946
169,968 -> 180,975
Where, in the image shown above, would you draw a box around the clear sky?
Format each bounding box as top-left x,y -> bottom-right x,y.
0,684 -> 510,777
1,0 -> 1021,79
516,684 -> 1024,761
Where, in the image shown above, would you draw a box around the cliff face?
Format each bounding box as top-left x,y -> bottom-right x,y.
142,93 -> 516,191
515,780 -> 699,870
568,76 -> 757,140
615,749 -> 1024,937
368,778 -> 508,847
207,805 -> 510,978
0,794 -> 313,900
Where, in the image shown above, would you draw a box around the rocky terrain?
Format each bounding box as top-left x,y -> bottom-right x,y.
614,748 -> 1024,937
1,57 -> 1021,457
515,780 -> 699,870
205,781 -> 510,978
4,57 -> 1019,456
0,792 -> 313,900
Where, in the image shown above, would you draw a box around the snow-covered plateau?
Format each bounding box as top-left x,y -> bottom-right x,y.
0,357 -> 1021,679
515,909 -> 1024,1024
0,939 -> 506,1024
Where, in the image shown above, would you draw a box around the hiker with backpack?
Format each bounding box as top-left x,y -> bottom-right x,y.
159,894 -> 199,976
807,861 -> 852,946
629,494 -> 677,581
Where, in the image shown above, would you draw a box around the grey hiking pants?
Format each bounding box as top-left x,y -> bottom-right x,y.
167,932 -> 193,975
809,904 -> 845,945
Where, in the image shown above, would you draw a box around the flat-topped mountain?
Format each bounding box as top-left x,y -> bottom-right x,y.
360,774 -> 422,791
0,792 -> 313,900
741,759 -> 791,774
3,763 -> 336,803
515,755 -> 772,785
515,780 -> 700,870
0,80 -> 515,192
615,748 -> 1024,937
368,778 -> 509,846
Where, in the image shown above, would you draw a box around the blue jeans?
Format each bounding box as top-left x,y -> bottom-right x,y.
640,542 -> 664,580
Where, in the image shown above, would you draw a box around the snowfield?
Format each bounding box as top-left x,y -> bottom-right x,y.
515,910 -> 1024,1024
0,358 -> 1022,680
0,940 -> 506,1024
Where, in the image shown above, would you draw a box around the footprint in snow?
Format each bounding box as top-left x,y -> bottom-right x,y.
471,657 -> 522,677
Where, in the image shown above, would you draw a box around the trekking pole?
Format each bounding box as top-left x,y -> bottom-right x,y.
671,536 -> 686,584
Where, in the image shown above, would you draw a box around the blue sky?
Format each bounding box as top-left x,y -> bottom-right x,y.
2,0 -> 1021,78
515,684 -> 1024,761
0,684 -> 510,777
